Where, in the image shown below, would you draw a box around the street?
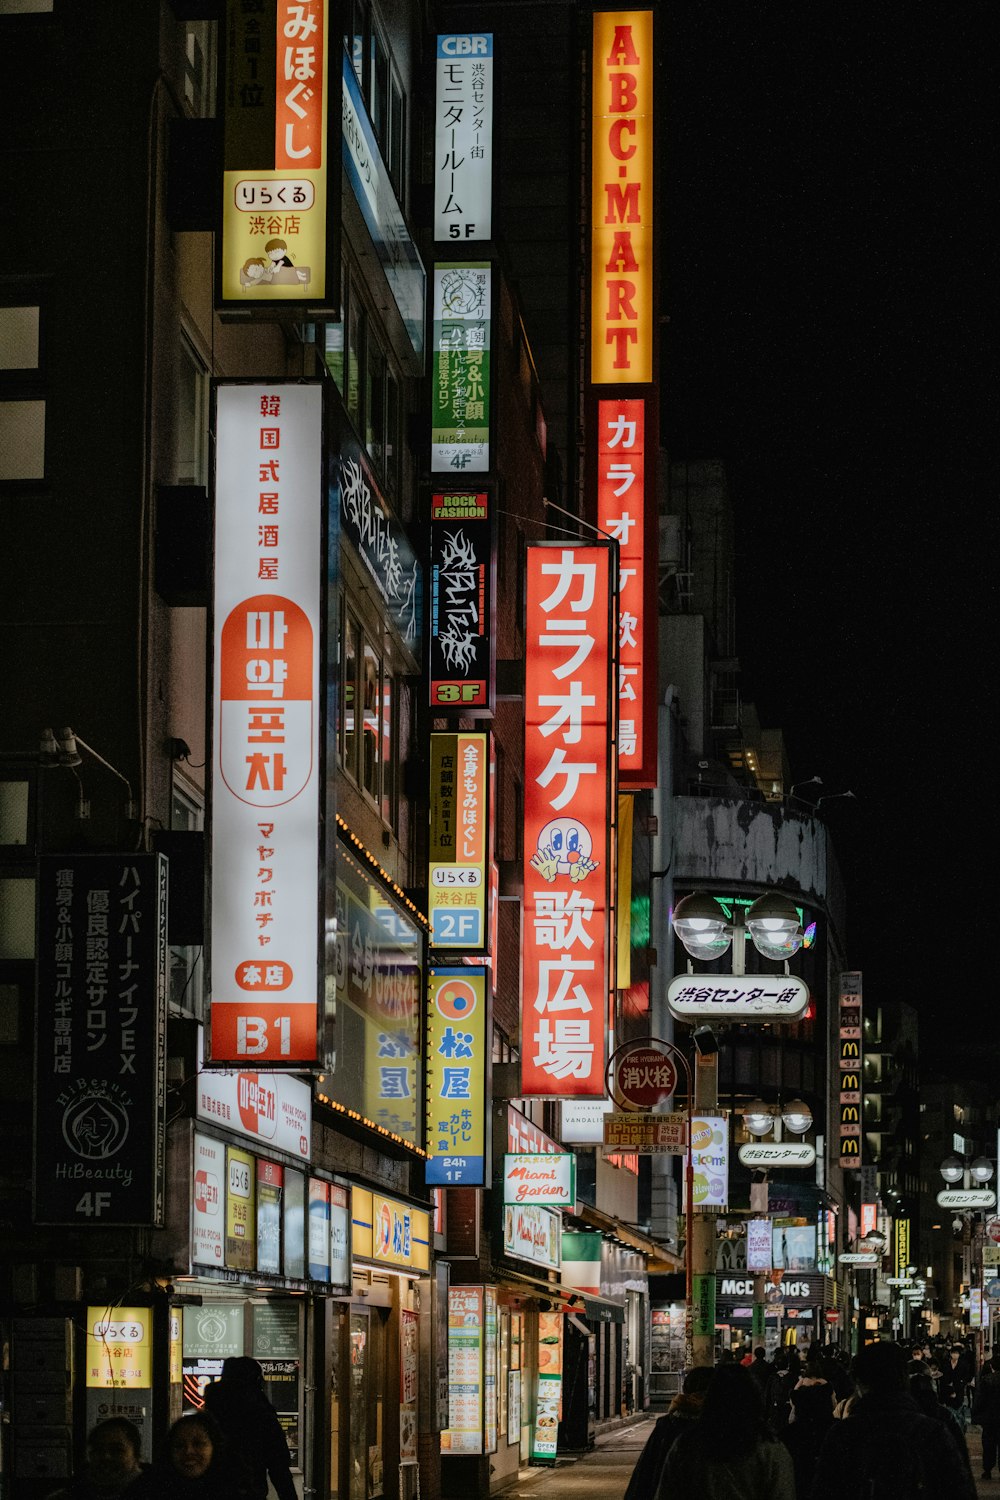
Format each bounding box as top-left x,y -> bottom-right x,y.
496,1415 -> 996,1499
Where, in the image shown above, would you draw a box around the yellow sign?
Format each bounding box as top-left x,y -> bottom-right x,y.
221,0 -> 334,309
428,734 -> 489,951
86,1307 -> 151,1390
426,967 -> 488,1185
591,11 -> 654,383
353,1187 -> 430,1273
226,1145 -> 256,1270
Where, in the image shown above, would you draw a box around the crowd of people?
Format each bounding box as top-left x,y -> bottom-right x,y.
626,1336 -> 998,1499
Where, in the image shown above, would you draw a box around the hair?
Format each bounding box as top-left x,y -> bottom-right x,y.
243,257 -> 268,273
88,1417 -> 142,1460
853,1341 -> 908,1394
682,1364 -> 715,1397
786,1347 -> 802,1380
220,1355 -> 265,1393
753,1346 -> 767,1360
265,239 -> 288,252
692,1365 -> 769,1463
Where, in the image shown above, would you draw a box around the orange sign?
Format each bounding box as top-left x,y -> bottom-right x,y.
597,397 -> 651,780
591,11 -> 654,383
521,545 -> 613,1096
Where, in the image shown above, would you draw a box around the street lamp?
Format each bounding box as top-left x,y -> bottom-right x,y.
672,891 -> 804,971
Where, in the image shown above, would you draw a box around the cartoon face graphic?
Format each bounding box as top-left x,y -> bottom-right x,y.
530,818 -> 599,883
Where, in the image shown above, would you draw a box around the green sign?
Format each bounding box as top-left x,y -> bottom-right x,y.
752,1302 -> 765,1341
431,263 -> 492,473
692,1274 -> 716,1338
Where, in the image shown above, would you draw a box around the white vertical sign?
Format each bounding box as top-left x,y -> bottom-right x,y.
211,382 -> 322,1064
434,34 -> 494,241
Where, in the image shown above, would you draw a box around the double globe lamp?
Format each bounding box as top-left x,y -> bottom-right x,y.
672,890 -> 804,964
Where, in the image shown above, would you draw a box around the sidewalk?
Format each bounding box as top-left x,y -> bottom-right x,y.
499,1416 -> 996,1499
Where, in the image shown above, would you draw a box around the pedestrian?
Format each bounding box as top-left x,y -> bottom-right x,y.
202,1356 -> 297,1500
910,1371 -> 974,1487
809,1341 -> 976,1500
653,1363 -> 795,1499
939,1345 -> 969,1428
129,1413 -> 251,1500
783,1345 -> 835,1497
623,1365 -> 713,1500
746,1346 -> 775,1410
47,1417 -> 145,1500
972,1356 -> 1000,1480
767,1348 -> 797,1434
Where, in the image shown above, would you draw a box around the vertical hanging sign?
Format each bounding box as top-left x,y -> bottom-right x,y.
219,0 -> 338,313
211,382 -> 323,1065
838,971 -> 863,1168
597,397 -> 654,783
429,491 -> 495,712
431,263 -> 492,472
434,34 -> 494,242
521,544 -> 613,1097
428,733 -> 489,951
590,10 -> 654,384
426,967 -> 488,1187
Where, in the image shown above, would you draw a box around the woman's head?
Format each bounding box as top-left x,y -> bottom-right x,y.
697,1364 -> 766,1460
86,1419 -> 142,1487
167,1414 -> 220,1481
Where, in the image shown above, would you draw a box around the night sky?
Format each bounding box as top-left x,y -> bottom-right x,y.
659,5 -> 994,1063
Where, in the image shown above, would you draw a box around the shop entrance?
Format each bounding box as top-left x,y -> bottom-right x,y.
348,1305 -> 387,1500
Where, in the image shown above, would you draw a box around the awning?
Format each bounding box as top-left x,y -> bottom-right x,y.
577,1293 -> 625,1324
573,1202 -> 683,1269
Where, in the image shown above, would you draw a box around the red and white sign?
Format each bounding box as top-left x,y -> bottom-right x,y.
597,397 -> 653,783
522,544 -> 613,1096
195,1030 -> 311,1160
211,383 -> 323,1064
193,1132 -> 224,1265
611,1040 -> 677,1108
860,1203 -> 878,1237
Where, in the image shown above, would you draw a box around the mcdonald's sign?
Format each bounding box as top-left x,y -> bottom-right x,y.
838,972 -> 863,1169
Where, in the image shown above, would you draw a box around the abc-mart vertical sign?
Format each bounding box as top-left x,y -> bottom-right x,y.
521,544 -> 614,1098
591,10 -> 653,384
210,382 -> 324,1066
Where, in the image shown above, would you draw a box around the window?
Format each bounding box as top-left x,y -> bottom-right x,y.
341,1 -> 405,195
361,640 -> 381,799
0,305 -> 39,370
169,784 -> 204,1016
0,0 -> 54,11
0,400 -> 45,481
340,603 -> 399,828
324,268 -> 402,497
183,21 -> 217,119
175,335 -> 210,486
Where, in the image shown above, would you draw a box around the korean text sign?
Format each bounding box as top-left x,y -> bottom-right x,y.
426,968 -> 488,1186
34,854 -> 168,1226
220,0 -> 337,312
429,734 -> 489,950
597,397 -> 654,783
521,544 -> 613,1096
435,35 -> 494,241
211,383 -> 323,1065
591,11 -> 654,383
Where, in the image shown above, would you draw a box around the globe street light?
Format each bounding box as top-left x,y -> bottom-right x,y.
672,890 -> 804,972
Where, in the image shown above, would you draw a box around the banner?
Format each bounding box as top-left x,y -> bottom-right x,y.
434,35 -> 494,241
426,968 -> 488,1186
521,544 -> 614,1096
431,263 -> 492,472
429,491 -> 495,712
428,735 -> 489,950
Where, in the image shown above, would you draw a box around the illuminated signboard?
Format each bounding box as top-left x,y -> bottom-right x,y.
34,854 -> 168,1227
220,0 -> 338,314
210,383 -> 323,1065
225,1146 -> 256,1270
432,262 -> 492,472
429,734 -> 489,950
429,491 -> 495,712
326,845 -> 421,1145
195,1029 -> 311,1161
838,971 -> 863,1168
340,435 -> 422,654
687,1116 -> 730,1209
502,1153 -> 576,1208
522,544 -> 613,1097
352,1187 -> 431,1273
597,396 -> 654,783
590,11 -> 653,383
426,967 -> 488,1186
435,35 -> 494,242
442,1286 -> 484,1455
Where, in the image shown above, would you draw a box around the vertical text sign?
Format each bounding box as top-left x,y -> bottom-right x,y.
429,733 -> 489,951
221,0 -> 333,309
211,382 -> 322,1064
591,11 -> 654,383
521,545 -> 612,1096
431,263 -> 492,472
838,971 -> 863,1168
597,397 -> 649,780
434,35 -> 494,242
426,967 -> 488,1186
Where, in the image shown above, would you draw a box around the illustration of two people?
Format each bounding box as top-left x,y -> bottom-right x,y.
242,238 -> 296,286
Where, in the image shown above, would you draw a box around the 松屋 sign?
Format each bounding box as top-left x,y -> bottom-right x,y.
220,0 -> 338,313
597,397 -> 654,783
426,968 -> 488,1186
521,544 -> 614,1097
503,1153 -> 576,1208
428,734 -> 489,951
434,35 -> 493,241
211,382 -> 323,1064
668,972 -> 809,1021
591,10 -> 653,383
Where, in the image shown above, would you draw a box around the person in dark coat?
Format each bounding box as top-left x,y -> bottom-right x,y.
623,1365 -> 713,1500
654,1364 -> 795,1499
910,1371 -> 974,1486
783,1346 -> 835,1497
809,1342 -> 976,1500
746,1347 -> 775,1409
202,1356 -> 297,1500
767,1348 -> 798,1435
129,1413 -> 250,1500
972,1357 -> 1000,1479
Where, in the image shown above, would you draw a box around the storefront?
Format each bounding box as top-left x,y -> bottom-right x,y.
714,1271 -> 837,1355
